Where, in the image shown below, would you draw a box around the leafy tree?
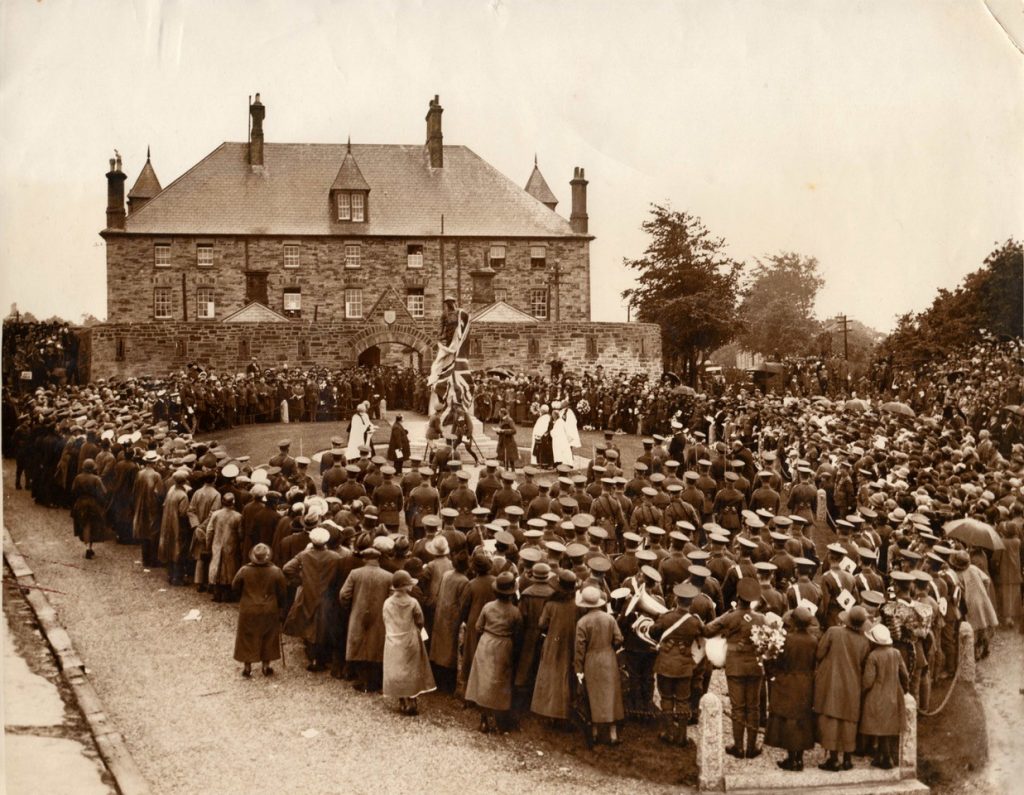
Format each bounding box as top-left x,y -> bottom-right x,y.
736,252 -> 824,358
623,205 -> 742,384
877,238 -> 1023,366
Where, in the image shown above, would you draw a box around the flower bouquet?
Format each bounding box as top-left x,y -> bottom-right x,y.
750,623 -> 787,666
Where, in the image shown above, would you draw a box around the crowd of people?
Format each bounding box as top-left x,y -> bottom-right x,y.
4,333 -> 1023,770
1,319 -> 80,391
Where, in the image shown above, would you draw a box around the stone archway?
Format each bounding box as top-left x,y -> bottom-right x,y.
349,323 -> 434,373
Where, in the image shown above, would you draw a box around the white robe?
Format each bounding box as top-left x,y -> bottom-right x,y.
563,407 -> 581,449
551,415 -> 573,466
345,412 -> 372,460
530,413 -> 551,465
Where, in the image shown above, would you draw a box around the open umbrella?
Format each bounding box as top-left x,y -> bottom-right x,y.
844,398 -> 870,412
485,367 -> 515,379
672,384 -> 696,397
880,401 -> 916,418
1003,405 -> 1024,417
943,518 -> 1005,551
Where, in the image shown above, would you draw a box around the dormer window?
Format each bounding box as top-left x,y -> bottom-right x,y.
336,191 -> 367,222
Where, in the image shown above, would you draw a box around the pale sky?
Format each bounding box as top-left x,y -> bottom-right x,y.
1,0 -> 1021,332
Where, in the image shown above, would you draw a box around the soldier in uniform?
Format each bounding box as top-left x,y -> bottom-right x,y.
372,466 -> 404,533
819,543 -> 857,629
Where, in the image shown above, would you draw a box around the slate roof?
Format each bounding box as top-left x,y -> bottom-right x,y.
330,144 -> 371,192
123,143 -> 580,238
128,157 -> 162,200
524,161 -> 558,208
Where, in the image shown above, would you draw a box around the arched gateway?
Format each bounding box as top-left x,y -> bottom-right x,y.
349,323 -> 434,373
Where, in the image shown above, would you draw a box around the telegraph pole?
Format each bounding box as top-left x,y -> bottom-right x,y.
835,314 -> 850,361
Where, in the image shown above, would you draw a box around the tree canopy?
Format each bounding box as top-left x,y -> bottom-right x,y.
876,238 -> 1023,367
736,252 -> 824,358
622,205 -> 742,384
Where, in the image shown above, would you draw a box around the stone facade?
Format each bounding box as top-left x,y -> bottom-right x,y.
82,320 -> 661,381
105,234 -> 590,325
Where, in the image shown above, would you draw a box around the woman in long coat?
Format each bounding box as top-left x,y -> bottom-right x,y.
860,623 -> 909,770
232,543 -> 287,677
71,459 -> 109,559
106,449 -> 138,544
460,564 -> 495,682
765,606 -> 818,770
464,572 -> 523,733
428,557 -> 470,692
383,570 -> 437,715
207,493 -> 243,602
814,606 -> 871,771
496,409 -> 519,470
995,521 -> 1022,627
531,571 -> 579,722
574,586 -> 625,745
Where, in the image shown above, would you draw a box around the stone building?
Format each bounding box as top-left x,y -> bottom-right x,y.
88,95 -> 660,379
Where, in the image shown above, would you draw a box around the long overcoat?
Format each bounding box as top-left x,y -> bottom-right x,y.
283,547 -> 343,644
575,608 -> 624,723
232,562 -> 287,663
515,582 -> 556,688
131,466 -> 164,541
460,574 -> 495,678
339,561 -> 392,662
71,472 -> 108,543
207,507 -> 243,586
464,599 -> 522,710
530,594 -> 578,719
157,485 -> 190,564
429,568 -> 470,669
859,644 -> 909,736
382,590 -> 436,698
813,625 -> 870,722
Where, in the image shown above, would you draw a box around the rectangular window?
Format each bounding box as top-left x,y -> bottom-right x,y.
530,288 -> 548,319
345,288 -> 363,319
154,244 -> 171,268
283,287 -> 302,318
283,244 -> 300,269
406,288 -> 425,319
351,193 -> 365,222
345,244 -> 361,269
489,244 -> 506,268
337,193 -> 351,221
154,287 -> 172,319
530,245 -> 547,269
196,245 -> 214,268
196,286 -> 215,319
494,288 -> 508,303
407,244 -> 424,269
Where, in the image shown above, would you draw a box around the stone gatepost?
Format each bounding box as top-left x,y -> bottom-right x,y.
900,693 -> 918,779
958,622 -> 976,684
697,692 -> 724,790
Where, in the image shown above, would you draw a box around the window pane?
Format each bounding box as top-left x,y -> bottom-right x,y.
154,288 -> 171,319
196,287 -> 215,319
407,244 -> 423,269
284,244 -> 300,268
345,244 -> 361,268
530,246 -> 546,269
338,193 -> 351,220
154,245 -> 170,267
530,288 -> 548,319
197,246 -> 214,267
406,290 -> 424,319
494,288 -> 508,303
283,291 -> 302,311
345,288 -> 363,318
351,193 -> 365,222
489,245 -> 506,267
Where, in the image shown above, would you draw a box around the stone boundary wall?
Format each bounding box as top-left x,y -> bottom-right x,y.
82,320 -> 662,380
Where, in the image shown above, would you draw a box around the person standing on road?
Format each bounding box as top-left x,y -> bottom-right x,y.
574,585 -> 625,746
158,469 -> 192,585
382,569 -> 436,715
283,527 -> 343,672
70,458 -> 108,560
465,571 -> 522,733
232,543 -> 287,678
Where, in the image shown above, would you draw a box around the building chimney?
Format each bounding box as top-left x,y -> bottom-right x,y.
425,95 -> 443,168
105,152 -> 127,230
249,93 -> 265,167
570,166 -> 588,234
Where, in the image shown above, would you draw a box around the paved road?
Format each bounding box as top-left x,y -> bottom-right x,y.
3,574 -> 115,795
2,461 -> 680,795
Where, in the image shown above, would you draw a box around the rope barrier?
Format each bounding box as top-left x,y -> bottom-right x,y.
918,650 -> 961,717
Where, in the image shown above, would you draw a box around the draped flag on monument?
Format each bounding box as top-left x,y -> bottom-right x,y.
427,305 -> 474,439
